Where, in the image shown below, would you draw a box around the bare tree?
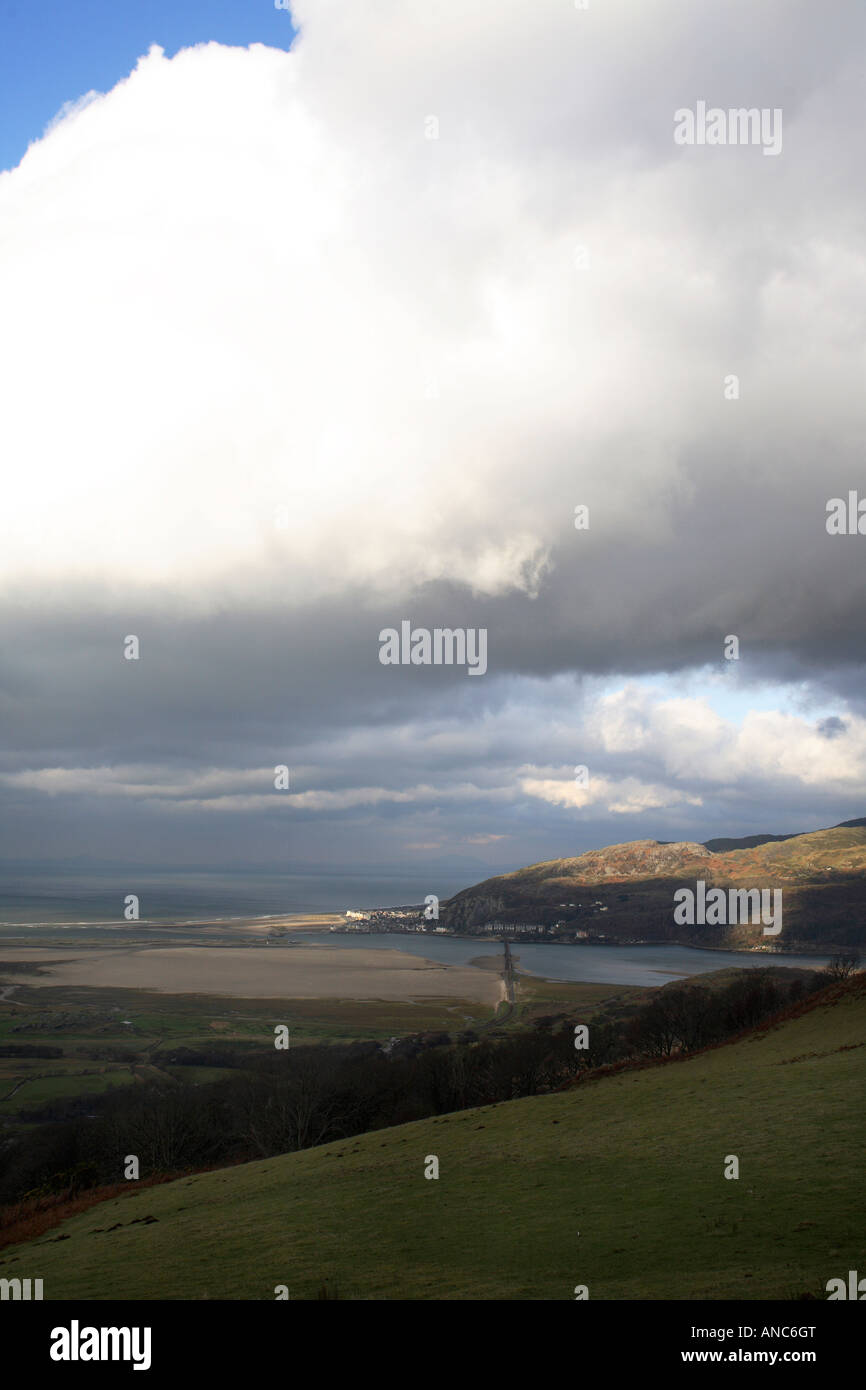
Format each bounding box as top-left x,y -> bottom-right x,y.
825,950 -> 861,980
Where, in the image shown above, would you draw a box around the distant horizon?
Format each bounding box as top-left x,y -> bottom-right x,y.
0,809 -> 859,879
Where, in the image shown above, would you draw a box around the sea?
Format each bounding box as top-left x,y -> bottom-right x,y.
0,869 -> 461,936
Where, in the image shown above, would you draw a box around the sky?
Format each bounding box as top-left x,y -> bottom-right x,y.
1,0 -> 866,885
0,0 -> 295,174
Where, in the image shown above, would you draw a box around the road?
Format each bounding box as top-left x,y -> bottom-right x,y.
502,940 -> 515,1004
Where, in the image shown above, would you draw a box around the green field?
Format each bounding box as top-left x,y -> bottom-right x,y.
0,980 -> 503,1050
0,971 -> 621,1124
509,975 -> 644,1027
3,984 -> 863,1300
0,1068 -> 137,1110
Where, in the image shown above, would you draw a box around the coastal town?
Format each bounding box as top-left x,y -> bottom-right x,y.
335,904 -> 615,943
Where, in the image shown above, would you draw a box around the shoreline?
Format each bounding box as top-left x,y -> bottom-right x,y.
0,923 -> 845,960
320,928 -> 845,958
0,907 -> 855,957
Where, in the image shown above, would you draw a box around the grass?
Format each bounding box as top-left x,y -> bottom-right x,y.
2,1069 -> 137,1109
0,974 -> 524,1128
162,1065 -> 237,1085
509,976 -> 644,1027
0,984 -> 499,1048
3,983 -> 863,1301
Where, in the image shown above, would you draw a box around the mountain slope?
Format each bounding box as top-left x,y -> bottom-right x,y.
442,824 -> 866,946
702,816 -> 866,852
4,981 -> 864,1300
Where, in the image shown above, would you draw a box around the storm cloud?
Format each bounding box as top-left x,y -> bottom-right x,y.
1,0 -> 865,875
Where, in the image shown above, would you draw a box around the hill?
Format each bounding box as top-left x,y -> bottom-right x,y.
702,816 -> 866,852
3,980 -> 863,1299
441,823 -> 866,947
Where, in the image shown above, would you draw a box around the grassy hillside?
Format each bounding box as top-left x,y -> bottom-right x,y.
3,982 -> 863,1300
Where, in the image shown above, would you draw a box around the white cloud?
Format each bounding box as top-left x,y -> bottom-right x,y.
1,4 -> 863,619
42,90 -> 104,138
4,686 -> 866,821
0,765 -> 277,799
583,688 -> 866,795
0,764 -> 512,814
519,768 -> 703,816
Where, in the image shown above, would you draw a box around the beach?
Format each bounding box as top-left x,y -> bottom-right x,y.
0,943 -> 503,1003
